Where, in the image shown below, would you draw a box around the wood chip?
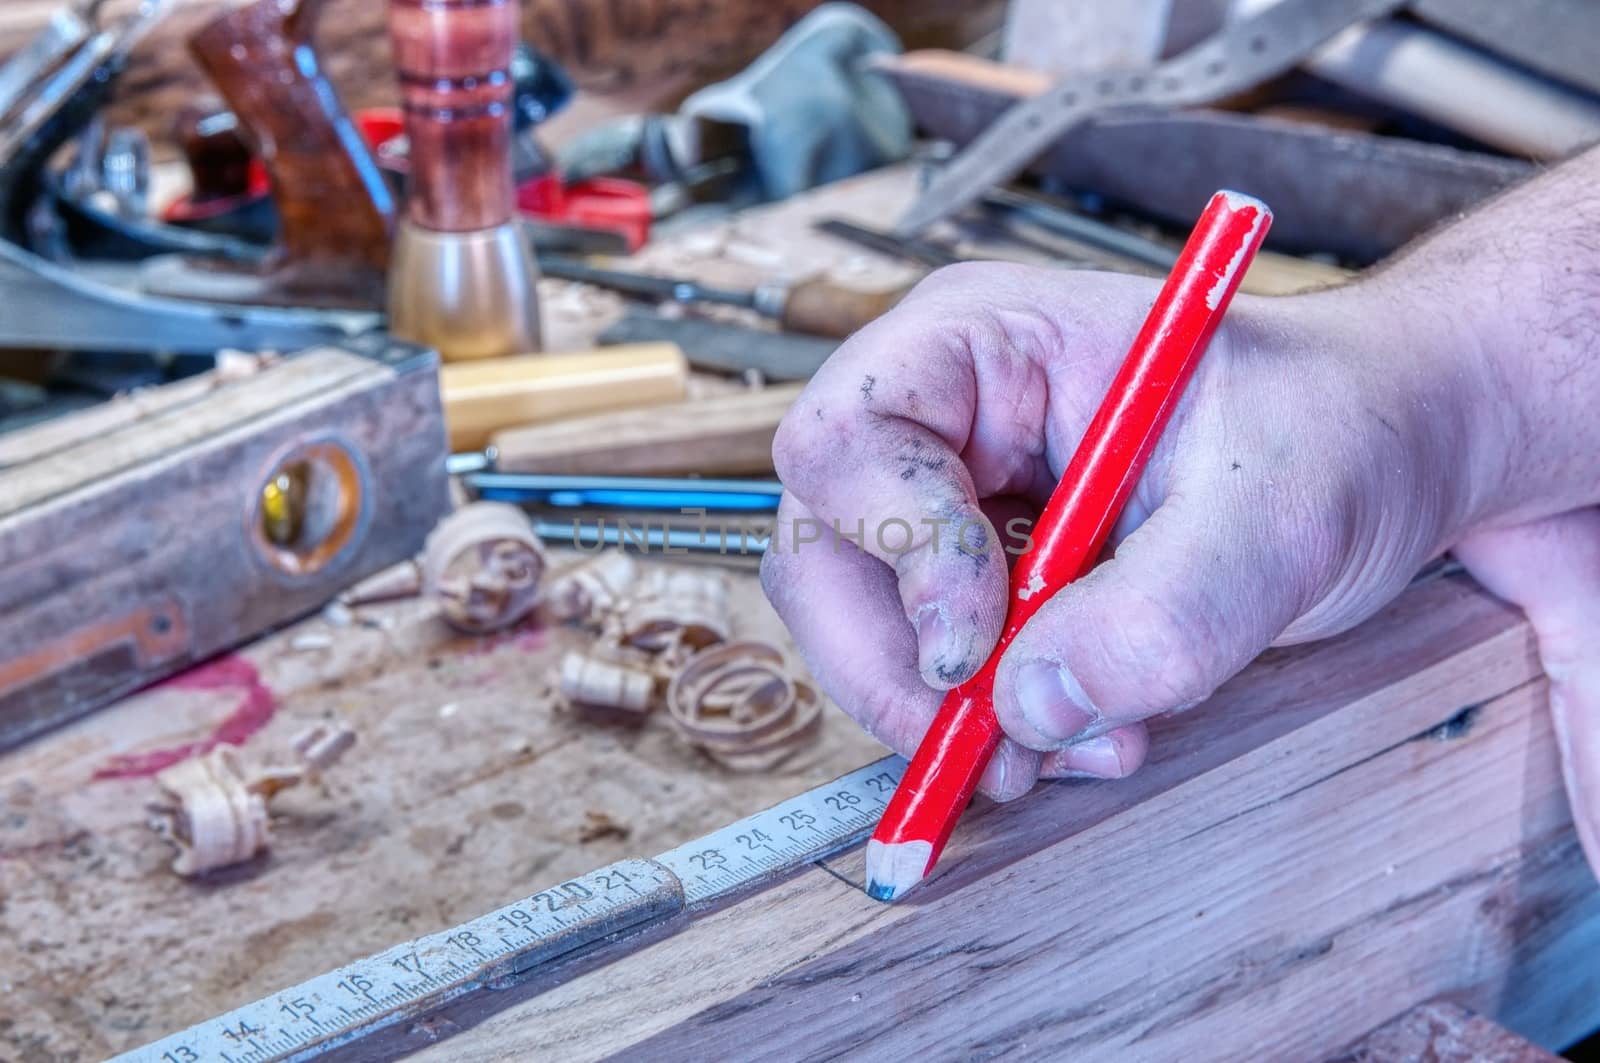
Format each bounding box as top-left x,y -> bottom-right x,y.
546,552 -> 638,626
620,568 -> 729,652
150,725 -> 355,876
665,640 -> 822,770
423,503 -> 546,634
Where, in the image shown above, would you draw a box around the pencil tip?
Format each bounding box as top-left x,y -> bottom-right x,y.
863,839 -> 935,904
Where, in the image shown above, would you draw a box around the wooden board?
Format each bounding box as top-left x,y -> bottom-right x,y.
406,574 -> 1600,1060
493,383 -> 804,476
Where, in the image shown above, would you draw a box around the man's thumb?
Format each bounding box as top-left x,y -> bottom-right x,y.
992,502 -> 1298,750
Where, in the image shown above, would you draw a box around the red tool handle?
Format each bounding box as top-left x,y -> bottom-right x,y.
868,191 -> 1273,889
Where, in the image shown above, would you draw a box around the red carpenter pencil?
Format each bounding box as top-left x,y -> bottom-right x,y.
864,190 -> 1273,902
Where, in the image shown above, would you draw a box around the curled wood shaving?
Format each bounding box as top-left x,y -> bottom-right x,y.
423,503 -> 546,634
620,568 -> 729,652
665,640 -> 822,771
549,557 -> 766,750
151,725 -> 355,877
558,650 -> 657,718
546,552 -> 638,626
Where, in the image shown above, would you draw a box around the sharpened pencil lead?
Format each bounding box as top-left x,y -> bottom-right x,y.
863,839 -> 934,903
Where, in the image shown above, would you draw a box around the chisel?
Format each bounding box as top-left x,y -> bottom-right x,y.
539,255 -> 909,339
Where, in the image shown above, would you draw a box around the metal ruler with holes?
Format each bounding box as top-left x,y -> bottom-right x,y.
895,0 -> 1409,235
115,755 -> 904,1063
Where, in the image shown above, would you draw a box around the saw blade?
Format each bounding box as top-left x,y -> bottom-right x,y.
895,0 -> 1408,235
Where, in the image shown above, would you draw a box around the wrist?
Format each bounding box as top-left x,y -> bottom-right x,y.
1282,277 -> 1506,553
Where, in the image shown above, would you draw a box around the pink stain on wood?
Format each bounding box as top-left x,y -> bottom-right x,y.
92,655 -> 278,780
461,620 -> 548,657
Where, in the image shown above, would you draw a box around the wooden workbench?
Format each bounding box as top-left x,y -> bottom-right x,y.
1,168 -> 1591,1061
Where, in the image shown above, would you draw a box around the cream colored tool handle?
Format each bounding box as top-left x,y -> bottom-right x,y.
439,343 -> 689,451
492,383 -> 805,477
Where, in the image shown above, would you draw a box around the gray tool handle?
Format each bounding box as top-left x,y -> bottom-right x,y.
896,0 -> 1409,234
600,308 -> 837,381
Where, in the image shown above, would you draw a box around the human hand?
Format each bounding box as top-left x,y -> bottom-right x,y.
1455,512 -> 1600,873
761,262 -> 1490,800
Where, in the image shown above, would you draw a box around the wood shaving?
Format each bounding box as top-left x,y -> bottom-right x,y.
558,651 -> 656,721
620,568 -> 729,652
424,503 -> 546,634
665,640 -> 822,771
150,725 -> 355,876
546,552 -> 638,626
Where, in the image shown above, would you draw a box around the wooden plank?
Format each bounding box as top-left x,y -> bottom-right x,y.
413,575 -> 1600,1060
492,383 -> 804,476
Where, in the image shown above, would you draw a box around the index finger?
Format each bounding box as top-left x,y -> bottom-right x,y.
771,263 -> 1065,686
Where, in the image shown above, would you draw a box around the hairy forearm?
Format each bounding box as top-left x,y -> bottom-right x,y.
1379,143 -> 1600,532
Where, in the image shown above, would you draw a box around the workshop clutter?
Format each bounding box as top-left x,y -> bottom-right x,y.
549,552 -> 826,770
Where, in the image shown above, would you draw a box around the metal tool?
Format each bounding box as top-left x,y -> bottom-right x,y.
117,754 -> 903,1062
534,517 -> 770,557
0,0 -> 164,180
386,0 -> 542,359
978,189 -> 1177,272
541,255 -> 908,339
0,0 -> 376,353
598,307 -> 837,380
0,1 -> 97,125
465,472 -> 782,514
813,217 -> 962,269
883,59 -> 1529,261
894,0 -> 1408,235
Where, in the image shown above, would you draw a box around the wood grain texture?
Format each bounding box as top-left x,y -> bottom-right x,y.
188,0 -> 396,304
414,574 -> 1600,1061
389,0 -> 518,232
491,382 -> 803,476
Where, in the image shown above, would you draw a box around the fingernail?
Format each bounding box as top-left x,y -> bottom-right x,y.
978,754 -> 1006,797
915,607 -> 972,684
1049,735 -> 1125,779
1014,660 -> 1096,744
915,608 -> 949,663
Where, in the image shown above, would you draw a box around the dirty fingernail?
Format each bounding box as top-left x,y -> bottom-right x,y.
1014,660 -> 1096,744
1048,735 -> 1125,779
915,607 -> 968,683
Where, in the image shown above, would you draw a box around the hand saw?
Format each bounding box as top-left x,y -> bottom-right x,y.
895,0 -> 1409,235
